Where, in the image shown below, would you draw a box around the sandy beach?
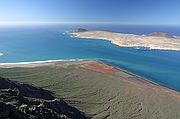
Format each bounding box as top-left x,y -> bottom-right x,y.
72,31 -> 180,51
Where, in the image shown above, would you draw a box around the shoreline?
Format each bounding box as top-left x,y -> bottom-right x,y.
71,31 -> 180,51
98,60 -> 180,94
0,59 -> 179,94
0,59 -> 88,68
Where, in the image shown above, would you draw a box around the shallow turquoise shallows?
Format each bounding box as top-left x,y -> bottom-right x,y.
0,24 -> 180,92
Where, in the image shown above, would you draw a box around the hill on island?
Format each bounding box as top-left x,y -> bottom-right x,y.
147,32 -> 175,38
73,28 -> 88,33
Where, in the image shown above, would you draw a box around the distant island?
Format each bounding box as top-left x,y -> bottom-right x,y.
73,28 -> 89,32
71,29 -> 180,51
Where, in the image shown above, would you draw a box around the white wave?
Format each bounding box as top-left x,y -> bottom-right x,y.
0,53 -> 3,56
0,59 -> 88,65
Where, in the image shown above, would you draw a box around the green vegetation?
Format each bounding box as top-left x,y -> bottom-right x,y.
0,62 -> 179,119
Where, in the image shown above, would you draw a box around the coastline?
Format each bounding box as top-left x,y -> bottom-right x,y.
71,31 -> 180,51
101,60 -> 180,92
97,60 -> 180,95
0,59 -> 88,68
0,59 -> 179,118
0,59 -> 179,95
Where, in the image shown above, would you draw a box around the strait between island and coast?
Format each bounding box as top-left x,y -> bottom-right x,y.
0,29 -> 180,118
0,59 -> 179,118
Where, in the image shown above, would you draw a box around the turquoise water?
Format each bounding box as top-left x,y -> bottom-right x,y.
0,24 -> 180,92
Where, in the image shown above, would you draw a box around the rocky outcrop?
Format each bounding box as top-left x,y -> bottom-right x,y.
0,77 -> 54,100
0,77 -> 88,119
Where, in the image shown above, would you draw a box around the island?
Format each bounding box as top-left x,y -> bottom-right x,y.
71,29 -> 180,51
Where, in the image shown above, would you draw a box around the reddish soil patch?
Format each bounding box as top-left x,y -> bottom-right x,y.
82,62 -> 118,75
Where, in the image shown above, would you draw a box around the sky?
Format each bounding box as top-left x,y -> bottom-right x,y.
0,0 -> 180,25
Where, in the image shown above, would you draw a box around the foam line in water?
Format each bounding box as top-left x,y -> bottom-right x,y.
0,59 -> 88,65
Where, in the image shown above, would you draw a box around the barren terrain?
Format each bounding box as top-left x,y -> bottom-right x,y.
72,31 -> 180,51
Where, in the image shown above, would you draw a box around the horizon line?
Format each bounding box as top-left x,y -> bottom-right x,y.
0,21 -> 180,26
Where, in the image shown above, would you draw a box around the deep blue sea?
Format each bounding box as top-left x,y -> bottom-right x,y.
0,24 -> 180,92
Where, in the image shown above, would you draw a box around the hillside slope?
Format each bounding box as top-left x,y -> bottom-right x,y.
0,61 -> 179,119
0,77 -> 88,119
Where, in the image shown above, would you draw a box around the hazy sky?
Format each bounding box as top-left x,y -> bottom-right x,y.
0,0 -> 180,25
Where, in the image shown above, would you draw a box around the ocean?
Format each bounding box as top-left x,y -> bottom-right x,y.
0,24 -> 180,92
